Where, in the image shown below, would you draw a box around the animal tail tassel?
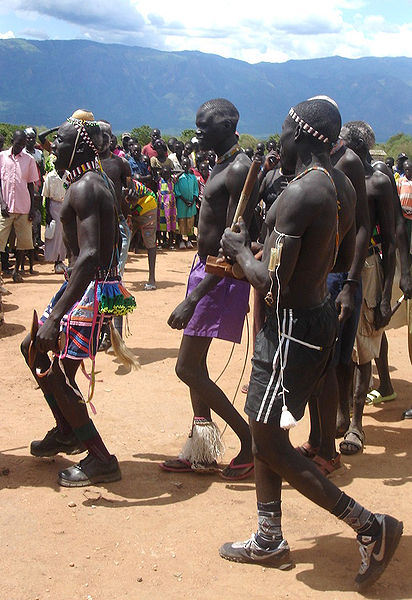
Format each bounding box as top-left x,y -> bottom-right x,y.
109,320 -> 140,370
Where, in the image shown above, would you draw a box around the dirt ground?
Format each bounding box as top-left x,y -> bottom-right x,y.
0,248 -> 411,600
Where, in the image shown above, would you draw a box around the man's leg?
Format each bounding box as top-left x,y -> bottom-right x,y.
336,361 -> 353,435
369,333 -> 395,401
21,333 -> 80,456
173,334 -> 252,473
146,247 -> 156,288
220,419 -> 402,590
340,361 -> 369,455
48,357 -> 121,486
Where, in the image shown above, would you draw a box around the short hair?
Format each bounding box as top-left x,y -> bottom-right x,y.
289,98 -> 342,145
13,129 -> 26,140
342,121 -> 376,151
199,98 -> 239,130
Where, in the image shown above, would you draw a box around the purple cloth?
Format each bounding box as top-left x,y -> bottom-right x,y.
184,256 -> 250,343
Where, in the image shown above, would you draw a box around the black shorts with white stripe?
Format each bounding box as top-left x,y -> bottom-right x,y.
245,297 -> 338,426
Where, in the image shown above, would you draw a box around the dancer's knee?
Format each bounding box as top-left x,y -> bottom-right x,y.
175,358 -> 199,386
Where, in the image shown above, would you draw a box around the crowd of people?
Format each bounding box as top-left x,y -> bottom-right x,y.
0,96 -> 411,592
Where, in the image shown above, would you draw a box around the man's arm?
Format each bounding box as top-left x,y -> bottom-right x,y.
38,127 -> 58,153
221,184 -> 315,295
0,177 -> 9,217
374,161 -> 411,298
375,175 -> 396,328
335,155 -> 370,321
27,182 -> 35,221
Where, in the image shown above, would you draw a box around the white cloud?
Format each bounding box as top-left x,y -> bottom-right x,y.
3,0 -> 412,63
0,30 -> 15,39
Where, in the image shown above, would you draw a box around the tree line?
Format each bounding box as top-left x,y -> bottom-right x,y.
1,122 -> 411,159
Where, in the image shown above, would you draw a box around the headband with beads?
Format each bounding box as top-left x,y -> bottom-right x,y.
67,117 -> 100,155
288,108 -> 329,144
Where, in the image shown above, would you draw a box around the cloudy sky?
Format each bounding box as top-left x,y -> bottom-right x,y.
0,0 -> 411,63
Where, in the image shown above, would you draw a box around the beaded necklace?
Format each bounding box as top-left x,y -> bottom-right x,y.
63,158 -> 101,189
216,143 -> 242,164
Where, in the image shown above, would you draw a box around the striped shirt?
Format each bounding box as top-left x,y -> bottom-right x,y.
396,176 -> 412,220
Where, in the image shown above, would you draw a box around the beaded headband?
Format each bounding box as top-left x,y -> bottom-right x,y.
67,117 -> 100,155
288,108 -> 329,144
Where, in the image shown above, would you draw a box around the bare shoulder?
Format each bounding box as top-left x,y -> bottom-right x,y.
68,172 -> 112,208
371,168 -> 392,195
332,166 -> 356,204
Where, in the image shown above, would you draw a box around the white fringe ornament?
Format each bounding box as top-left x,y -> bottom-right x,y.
179,418 -> 224,471
280,405 -> 297,430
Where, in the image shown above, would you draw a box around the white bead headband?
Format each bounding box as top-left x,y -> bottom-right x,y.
288,108 -> 329,144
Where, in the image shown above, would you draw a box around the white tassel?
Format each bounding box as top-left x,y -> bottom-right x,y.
280,405 -> 297,430
179,419 -> 224,470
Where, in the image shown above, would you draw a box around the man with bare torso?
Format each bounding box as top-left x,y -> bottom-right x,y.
218,98 -> 402,592
20,111 -> 136,487
299,117 -> 370,473
338,121 -> 395,455
162,98 -> 258,480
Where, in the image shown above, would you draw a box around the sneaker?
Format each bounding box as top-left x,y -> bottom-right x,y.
54,261 -> 65,274
30,427 -> 85,457
219,534 -> 293,569
355,514 -> 403,591
186,240 -> 193,249
58,454 -> 121,487
179,241 -> 186,249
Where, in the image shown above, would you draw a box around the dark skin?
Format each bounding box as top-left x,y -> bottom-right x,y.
220,114 -> 356,519
307,143 -> 370,456
98,121 -> 131,216
21,120 -> 118,437
339,127 -> 395,453
365,160 -> 412,400
167,103 -> 259,475
0,131 -> 35,279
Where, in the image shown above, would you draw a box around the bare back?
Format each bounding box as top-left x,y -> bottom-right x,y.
264,167 -> 356,309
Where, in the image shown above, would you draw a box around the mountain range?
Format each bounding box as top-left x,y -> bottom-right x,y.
0,39 -> 411,140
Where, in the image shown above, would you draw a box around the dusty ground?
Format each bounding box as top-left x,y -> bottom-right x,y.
0,248 -> 411,600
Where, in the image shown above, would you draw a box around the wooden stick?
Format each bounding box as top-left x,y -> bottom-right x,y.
231,159 -> 261,229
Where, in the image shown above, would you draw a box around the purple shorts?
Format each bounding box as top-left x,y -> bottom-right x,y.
184,255 -> 250,343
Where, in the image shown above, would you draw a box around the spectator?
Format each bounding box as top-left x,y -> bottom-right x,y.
150,139 -> 174,178
121,132 -> 132,155
42,162 -> 67,273
110,134 -> 125,157
394,153 -> 408,181
207,149 -> 216,170
157,165 -> 177,248
174,156 -> 198,249
0,130 -> 38,282
183,141 -> 195,167
24,127 -> 44,252
142,128 -> 161,159
169,140 -> 184,170
397,159 -> 412,249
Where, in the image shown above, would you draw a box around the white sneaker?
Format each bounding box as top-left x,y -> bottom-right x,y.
179,241 -> 186,249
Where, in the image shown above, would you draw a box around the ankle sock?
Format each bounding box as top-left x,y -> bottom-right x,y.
73,419 -> 112,463
255,500 -> 283,550
331,492 -> 380,538
44,394 -> 72,435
